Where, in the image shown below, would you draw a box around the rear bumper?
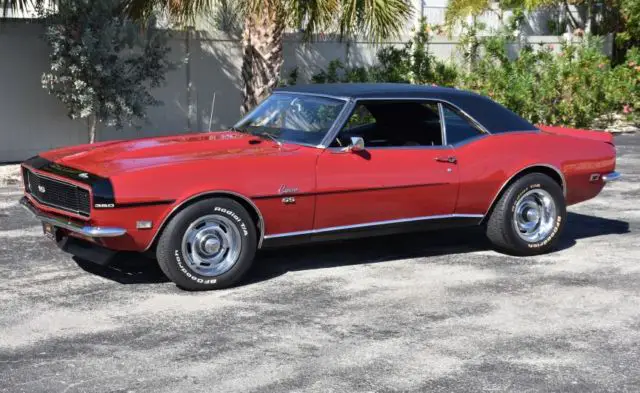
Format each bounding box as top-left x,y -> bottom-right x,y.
20,197 -> 127,238
603,171 -> 622,183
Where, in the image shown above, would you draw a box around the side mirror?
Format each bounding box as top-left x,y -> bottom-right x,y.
345,137 -> 365,152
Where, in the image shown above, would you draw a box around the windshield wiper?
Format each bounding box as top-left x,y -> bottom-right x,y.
254,131 -> 282,146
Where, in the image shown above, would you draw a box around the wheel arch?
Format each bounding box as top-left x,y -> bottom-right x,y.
482,164 -> 566,224
144,190 -> 265,252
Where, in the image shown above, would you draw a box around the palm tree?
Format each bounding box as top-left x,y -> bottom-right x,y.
3,0 -> 413,114
235,0 -> 413,113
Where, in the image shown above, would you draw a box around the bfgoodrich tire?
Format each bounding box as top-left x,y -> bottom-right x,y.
156,198 -> 257,290
485,173 -> 566,256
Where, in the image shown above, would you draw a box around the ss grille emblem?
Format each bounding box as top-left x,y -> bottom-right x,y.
37,185 -> 46,193
78,173 -> 89,179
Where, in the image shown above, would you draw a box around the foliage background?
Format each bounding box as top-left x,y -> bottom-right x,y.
298,19 -> 640,130
40,0 -> 174,142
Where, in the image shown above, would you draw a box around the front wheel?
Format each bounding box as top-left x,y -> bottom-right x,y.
156,197 -> 257,290
485,173 -> 566,256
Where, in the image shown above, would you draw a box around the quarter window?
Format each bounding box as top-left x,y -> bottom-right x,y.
442,105 -> 484,145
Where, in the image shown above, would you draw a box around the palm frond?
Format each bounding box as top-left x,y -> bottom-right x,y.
2,0 -> 43,17
292,0 -> 339,40
444,0 -> 491,27
338,0 -> 413,41
122,0 -> 216,23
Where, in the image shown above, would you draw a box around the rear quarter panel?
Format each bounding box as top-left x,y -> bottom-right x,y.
454,132 -> 616,215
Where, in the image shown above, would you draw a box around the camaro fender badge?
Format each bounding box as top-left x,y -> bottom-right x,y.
278,185 -> 299,195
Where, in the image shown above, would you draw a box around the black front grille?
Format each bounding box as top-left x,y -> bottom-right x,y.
24,169 -> 91,216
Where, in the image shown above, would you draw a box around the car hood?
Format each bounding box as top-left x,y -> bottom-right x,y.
39,131 -> 300,178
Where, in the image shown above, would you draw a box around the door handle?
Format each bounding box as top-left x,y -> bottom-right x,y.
435,156 -> 457,164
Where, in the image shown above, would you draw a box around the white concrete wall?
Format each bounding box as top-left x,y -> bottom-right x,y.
0,20 -> 610,162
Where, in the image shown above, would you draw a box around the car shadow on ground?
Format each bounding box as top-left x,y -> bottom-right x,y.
74,212 -> 630,287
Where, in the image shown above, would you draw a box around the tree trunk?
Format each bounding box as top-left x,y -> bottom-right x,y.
563,0 -> 580,32
240,2 -> 285,115
585,0 -> 596,34
88,114 -> 98,144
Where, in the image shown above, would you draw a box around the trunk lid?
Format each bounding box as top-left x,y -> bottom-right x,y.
538,125 -> 614,144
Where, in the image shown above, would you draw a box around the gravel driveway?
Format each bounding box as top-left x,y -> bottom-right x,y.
1,135 -> 639,393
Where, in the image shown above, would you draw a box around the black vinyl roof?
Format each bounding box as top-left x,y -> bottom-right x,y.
275,83 -> 538,134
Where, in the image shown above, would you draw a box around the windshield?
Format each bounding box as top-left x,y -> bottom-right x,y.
234,93 -> 346,146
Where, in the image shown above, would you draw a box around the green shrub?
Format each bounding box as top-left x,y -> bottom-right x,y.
462,34 -> 639,128
603,47 -> 640,122
40,0 -> 173,143
306,22 -> 639,129
310,19 -> 459,87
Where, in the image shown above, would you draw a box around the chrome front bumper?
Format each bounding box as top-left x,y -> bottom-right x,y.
20,197 -> 127,238
603,171 -> 622,183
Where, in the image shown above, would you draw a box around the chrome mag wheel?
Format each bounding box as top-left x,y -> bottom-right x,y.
181,214 -> 242,277
513,189 -> 557,243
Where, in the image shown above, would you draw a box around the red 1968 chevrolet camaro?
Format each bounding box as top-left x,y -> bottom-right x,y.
20,83 -> 620,290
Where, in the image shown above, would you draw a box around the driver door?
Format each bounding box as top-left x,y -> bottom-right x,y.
313,100 -> 459,233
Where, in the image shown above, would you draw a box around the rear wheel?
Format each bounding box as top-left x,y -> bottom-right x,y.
485,173 -> 566,255
156,198 -> 257,290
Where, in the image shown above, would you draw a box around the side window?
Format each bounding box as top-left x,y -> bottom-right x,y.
333,101 -> 443,147
442,105 -> 484,145
344,105 -> 375,130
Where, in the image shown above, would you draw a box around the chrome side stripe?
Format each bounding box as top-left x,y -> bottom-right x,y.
263,213 -> 484,239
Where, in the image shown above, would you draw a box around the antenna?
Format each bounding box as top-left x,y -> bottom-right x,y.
208,92 -> 216,131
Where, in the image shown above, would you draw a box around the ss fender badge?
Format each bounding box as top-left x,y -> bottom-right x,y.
282,196 -> 296,205
95,203 -> 115,208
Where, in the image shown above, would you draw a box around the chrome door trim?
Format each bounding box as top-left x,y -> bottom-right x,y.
317,96 -> 491,149
347,97 -> 492,135
235,94 -> 492,150
145,190 -> 266,251
319,98 -> 357,148
438,102 -> 448,146
271,91 -> 351,102
263,213 -> 484,239
325,145 -> 453,152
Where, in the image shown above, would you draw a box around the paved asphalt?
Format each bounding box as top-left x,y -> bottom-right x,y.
1,135 -> 639,393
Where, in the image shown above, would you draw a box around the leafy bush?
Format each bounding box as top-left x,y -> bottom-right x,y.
310,19 -> 459,87
41,0 -> 174,143
603,47 -> 640,122
462,33 -> 639,128
306,22 -> 640,129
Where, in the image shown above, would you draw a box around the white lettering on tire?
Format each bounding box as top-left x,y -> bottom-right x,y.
527,215 -> 562,248
174,249 -> 217,284
214,206 -> 249,236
